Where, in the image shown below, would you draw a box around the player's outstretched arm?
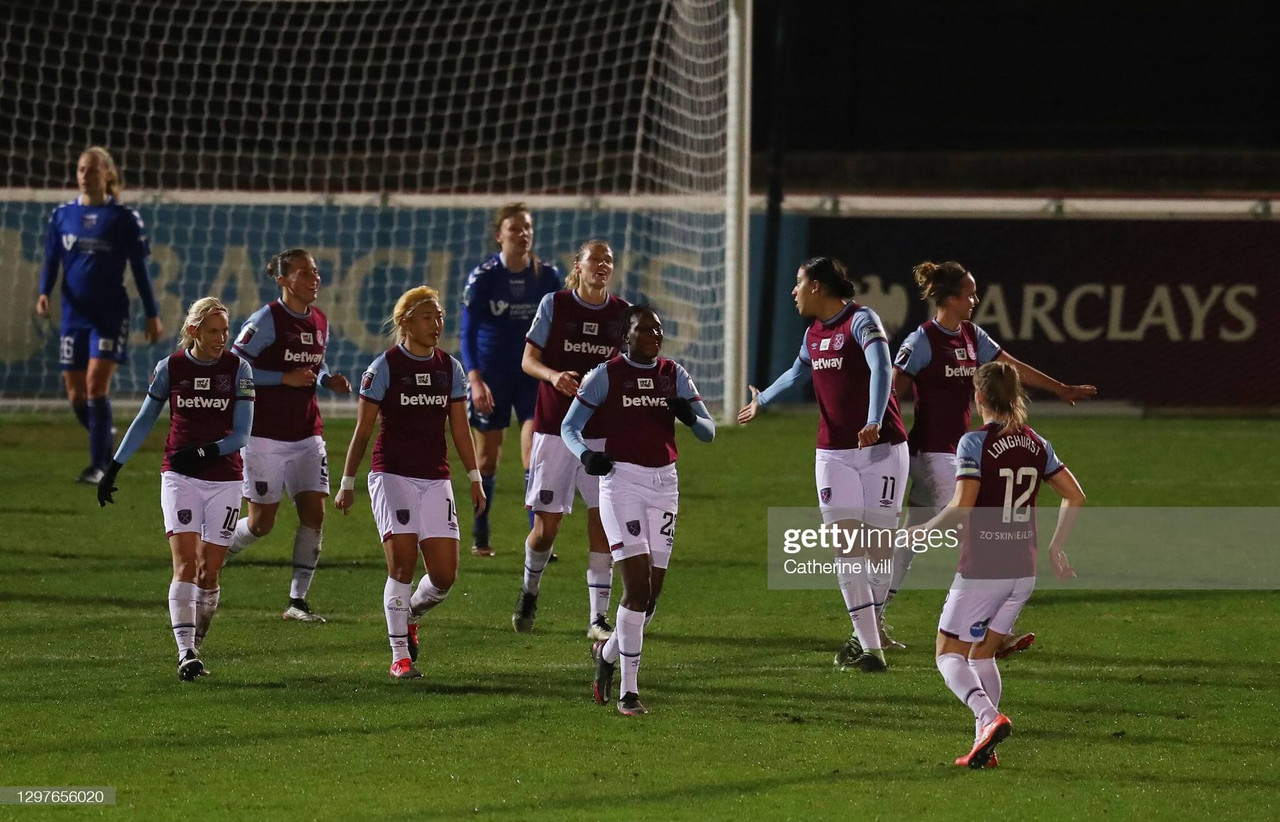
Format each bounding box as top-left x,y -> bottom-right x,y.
1044,466 -> 1085,580
335,397 -> 379,515
739,355 -> 814,424
449,399 -> 486,515
998,351 -> 1097,406
98,394 -> 166,506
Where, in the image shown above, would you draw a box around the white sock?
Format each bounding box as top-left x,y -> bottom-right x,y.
168,581 -> 198,659
836,559 -> 880,651
615,604 -> 646,696
227,518 -> 257,555
290,525 -> 323,599
937,652 -> 998,726
867,556 -> 893,621
410,575 -> 450,619
522,539 -> 554,595
602,631 -> 620,663
383,577 -> 412,662
886,543 -> 916,609
194,586 -> 220,646
586,551 -> 613,622
969,657 -> 1002,710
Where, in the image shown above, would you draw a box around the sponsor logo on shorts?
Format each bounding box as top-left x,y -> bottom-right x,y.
195,378 -> 210,391
396,509 -> 410,525
178,509 -> 192,525
819,487 -> 832,505
627,520 -> 642,537
969,619 -> 990,639
215,374 -> 232,393
98,338 -> 115,352
220,530 -> 232,538
255,481 -> 269,497
540,490 -> 554,505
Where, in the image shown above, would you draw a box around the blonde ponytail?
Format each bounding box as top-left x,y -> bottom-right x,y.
974,360 -> 1028,434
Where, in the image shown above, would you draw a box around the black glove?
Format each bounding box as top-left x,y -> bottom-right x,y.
579,449 -> 614,476
98,460 -> 123,507
169,442 -> 221,475
666,395 -> 698,427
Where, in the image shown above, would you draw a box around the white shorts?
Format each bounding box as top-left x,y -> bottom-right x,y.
160,471 -> 244,547
368,472 -> 460,543
599,462 -> 679,569
241,435 -> 330,504
937,574 -> 1036,641
815,441 -> 908,528
908,451 -> 958,512
524,432 -> 604,514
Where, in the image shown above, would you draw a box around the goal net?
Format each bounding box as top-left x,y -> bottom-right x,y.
0,0 -> 738,411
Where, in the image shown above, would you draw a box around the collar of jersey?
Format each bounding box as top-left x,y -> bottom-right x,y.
397,343 -> 437,362
930,318 -> 964,336
570,290 -> 610,310
620,352 -> 657,369
820,301 -> 857,329
183,348 -> 219,366
275,299 -> 312,320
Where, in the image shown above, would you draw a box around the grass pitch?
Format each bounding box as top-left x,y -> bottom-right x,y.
1,413 -> 1278,820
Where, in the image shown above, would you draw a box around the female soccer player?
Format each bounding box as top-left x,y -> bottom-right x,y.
738,257 -> 908,672
96,297 -> 254,682
888,260 -> 1095,654
460,202 -> 562,556
909,360 -> 1083,768
334,286 -> 486,679
512,240 -> 628,639
563,305 -> 715,716
36,147 -> 164,484
225,249 -> 352,623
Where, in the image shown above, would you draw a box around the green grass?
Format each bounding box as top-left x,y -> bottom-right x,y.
1,414 -> 1278,820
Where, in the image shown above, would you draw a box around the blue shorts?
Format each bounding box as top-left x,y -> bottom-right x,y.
468,372 -> 538,430
60,319 -> 130,371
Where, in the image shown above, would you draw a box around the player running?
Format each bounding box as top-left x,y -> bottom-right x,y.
889,260 -> 1095,655
97,297 -> 254,681
224,249 -> 352,623
564,305 -> 715,716
334,286 -> 486,680
37,146 -> 164,484
909,360 -> 1083,768
511,240 -> 628,639
738,257 -> 908,672
460,202 -> 562,557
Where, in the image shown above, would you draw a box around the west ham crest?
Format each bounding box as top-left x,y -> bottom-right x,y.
627,520 -> 642,537
396,509 -> 411,525
539,490 -> 554,505
215,374 -> 232,393
832,332 -> 845,351
177,509 -> 192,525
819,487 -> 832,505
255,481 -> 269,497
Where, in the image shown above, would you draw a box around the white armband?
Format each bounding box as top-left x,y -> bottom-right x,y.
467,469 -> 482,483
340,476 -> 356,492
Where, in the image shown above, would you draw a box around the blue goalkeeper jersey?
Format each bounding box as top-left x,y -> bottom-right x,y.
459,253 -> 561,378
39,196 -> 159,329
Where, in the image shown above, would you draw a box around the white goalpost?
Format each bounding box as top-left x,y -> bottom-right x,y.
0,0 -> 749,416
